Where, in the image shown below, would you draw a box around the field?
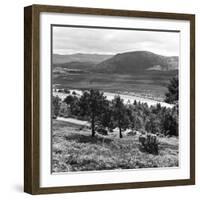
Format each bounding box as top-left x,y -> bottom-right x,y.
53,70 -> 178,101
52,120 -> 179,173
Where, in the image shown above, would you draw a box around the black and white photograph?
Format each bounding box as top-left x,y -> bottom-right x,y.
51,25 -> 179,173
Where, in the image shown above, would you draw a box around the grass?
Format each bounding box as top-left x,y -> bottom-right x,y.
52,120 -> 179,173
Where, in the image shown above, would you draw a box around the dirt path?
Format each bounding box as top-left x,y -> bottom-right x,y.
56,117 -> 90,127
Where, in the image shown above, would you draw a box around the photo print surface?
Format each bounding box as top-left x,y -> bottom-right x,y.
51,25 -> 179,173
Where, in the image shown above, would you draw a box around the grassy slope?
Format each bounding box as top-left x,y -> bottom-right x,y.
52,120 -> 179,173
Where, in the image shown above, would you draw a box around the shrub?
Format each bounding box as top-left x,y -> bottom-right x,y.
139,133 -> 159,155
52,96 -> 61,118
96,127 -> 108,135
63,89 -> 70,94
126,130 -> 137,136
72,91 -> 77,95
58,89 -> 63,92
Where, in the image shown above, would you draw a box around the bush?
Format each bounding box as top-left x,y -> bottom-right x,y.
72,91 -> 77,95
63,89 -> 70,94
126,130 -> 137,136
52,96 -> 61,118
139,133 -> 159,155
59,103 -> 69,118
96,127 -> 108,135
58,89 -> 63,92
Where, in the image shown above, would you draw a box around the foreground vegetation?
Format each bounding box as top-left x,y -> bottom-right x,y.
52,120 -> 179,172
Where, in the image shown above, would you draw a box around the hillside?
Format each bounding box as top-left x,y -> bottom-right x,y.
52,120 -> 178,172
53,53 -> 113,64
94,51 -> 178,73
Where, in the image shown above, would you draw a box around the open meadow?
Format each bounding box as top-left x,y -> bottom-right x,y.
52,120 -> 179,173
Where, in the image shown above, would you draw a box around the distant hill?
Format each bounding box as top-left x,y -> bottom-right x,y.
53,53 -> 113,64
94,51 -> 178,73
53,61 -> 95,70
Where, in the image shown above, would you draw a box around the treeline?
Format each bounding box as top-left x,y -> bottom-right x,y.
52,90 -> 178,138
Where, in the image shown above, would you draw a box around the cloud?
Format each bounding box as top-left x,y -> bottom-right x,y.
53,26 -> 179,56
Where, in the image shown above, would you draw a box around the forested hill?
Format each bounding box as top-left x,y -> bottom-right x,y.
94,51 -> 178,73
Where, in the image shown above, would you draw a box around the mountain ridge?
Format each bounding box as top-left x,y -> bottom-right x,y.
53,53 -> 113,64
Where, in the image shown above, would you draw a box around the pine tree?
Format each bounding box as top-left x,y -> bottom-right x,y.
165,76 -> 179,104
79,89 -> 107,137
112,96 -> 129,138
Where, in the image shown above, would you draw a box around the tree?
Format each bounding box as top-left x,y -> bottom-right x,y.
97,100 -> 114,132
63,95 -> 80,117
111,96 -> 129,138
52,96 -> 61,118
126,105 -> 136,130
63,88 -> 70,94
164,76 -> 179,135
145,113 -> 161,134
161,106 -> 178,136
72,91 -> 77,95
165,76 -> 179,104
79,89 -> 107,137
135,115 -> 144,131
63,95 -> 74,105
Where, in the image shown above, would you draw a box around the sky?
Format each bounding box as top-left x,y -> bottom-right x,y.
53,26 -> 180,57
